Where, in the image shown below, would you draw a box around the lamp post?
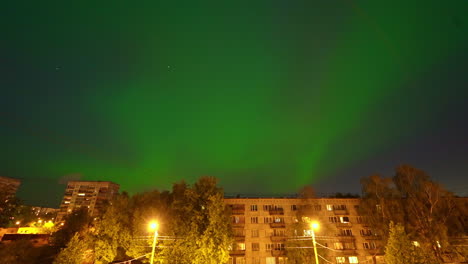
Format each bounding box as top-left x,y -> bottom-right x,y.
310,222 -> 319,264
149,222 -> 159,264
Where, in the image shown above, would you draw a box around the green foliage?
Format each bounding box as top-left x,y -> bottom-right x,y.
53,233 -> 94,264
384,222 -> 437,264
360,165 -> 465,262
51,208 -> 91,249
160,177 -> 233,264
286,221 -> 314,264
93,193 -> 132,264
51,177 -> 233,264
286,186 -> 329,264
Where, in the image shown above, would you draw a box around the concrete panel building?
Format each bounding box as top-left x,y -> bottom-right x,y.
57,181 -> 119,221
0,176 -> 21,198
225,197 -> 384,264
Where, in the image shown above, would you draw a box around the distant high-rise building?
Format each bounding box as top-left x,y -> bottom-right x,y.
0,176 -> 21,198
57,181 -> 119,221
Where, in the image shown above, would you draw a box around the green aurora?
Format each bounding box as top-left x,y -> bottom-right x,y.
2,1 -> 468,206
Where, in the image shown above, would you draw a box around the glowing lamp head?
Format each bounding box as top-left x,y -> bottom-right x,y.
311,222 -> 319,230
149,222 -> 159,231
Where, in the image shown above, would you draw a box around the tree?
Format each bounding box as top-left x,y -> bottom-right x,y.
160,177 -> 233,264
50,177 -> 233,264
53,233 -> 94,264
51,208 -> 91,249
359,174 -> 402,240
286,186 -> 330,264
93,193 -> 132,264
360,165 -> 465,262
384,222 -> 437,264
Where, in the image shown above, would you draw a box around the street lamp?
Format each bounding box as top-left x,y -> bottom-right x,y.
149,221 -> 159,264
310,222 -> 319,264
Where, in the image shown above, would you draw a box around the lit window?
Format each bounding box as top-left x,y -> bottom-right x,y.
326,204 -> 333,211
278,257 -> 287,264
78,193 -> 85,196
340,216 -> 350,223
412,241 -> 420,247
334,242 -> 344,250
237,243 -> 245,250
349,256 -> 359,263
336,257 -> 346,263
274,217 -> 283,223
64,201 -> 70,204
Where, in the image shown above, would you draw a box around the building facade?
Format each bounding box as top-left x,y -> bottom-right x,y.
0,176 -> 21,198
57,181 -> 119,221
225,197 -> 384,264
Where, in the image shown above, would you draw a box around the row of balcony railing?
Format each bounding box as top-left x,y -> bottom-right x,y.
229,250 -> 286,256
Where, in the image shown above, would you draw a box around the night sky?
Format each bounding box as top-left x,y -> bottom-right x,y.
2,1 -> 467,207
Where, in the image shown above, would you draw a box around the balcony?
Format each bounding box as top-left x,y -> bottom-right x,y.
333,209 -> 349,215
336,222 -> 352,227
232,209 -> 245,215
363,235 -> 381,240
232,222 -> 245,228
271,250 -> 286,257
270,222 -> 286,228
339,249 -> 357,255
366,248 -> 381,255
230,205 -> 245,215
269,208 -> 284,215
270,235 -> 286,242
336,235 -> 355,241
234,235 -> 245,242
230,250 -> 246,256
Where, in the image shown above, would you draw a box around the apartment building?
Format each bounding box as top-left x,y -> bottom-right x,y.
225,197 -> 384,264
0,176 -> 21,198
57,181 -> 119,221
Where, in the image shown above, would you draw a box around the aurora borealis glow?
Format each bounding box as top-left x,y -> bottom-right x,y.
2,1 -> 468,206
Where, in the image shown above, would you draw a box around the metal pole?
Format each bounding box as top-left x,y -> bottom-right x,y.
312,229 -> 319,264
150,230 -> 158,264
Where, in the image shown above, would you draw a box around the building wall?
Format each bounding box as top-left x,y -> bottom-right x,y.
57,181 -> 119,221
0,228 -> 19,240
225,198 -> 384,264
0,176 -> 21,197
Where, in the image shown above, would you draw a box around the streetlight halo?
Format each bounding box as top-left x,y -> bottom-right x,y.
149,221 -> 159,231
311,222 -> 319,230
